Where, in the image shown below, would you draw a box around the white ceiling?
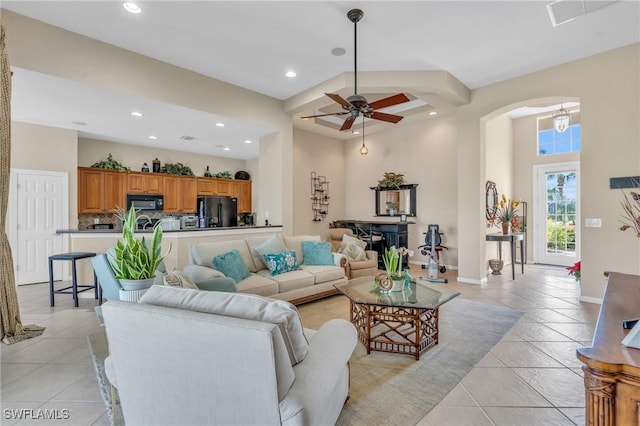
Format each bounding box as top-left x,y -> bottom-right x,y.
3,0 -> 639,159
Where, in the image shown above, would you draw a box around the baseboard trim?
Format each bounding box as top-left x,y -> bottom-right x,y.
457,276 -> 487,286
579,295 -> 602,305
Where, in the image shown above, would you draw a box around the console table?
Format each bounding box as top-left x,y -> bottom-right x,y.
485,233 -> 524,280
577,272 -> 640,426
333,220 -> 415,269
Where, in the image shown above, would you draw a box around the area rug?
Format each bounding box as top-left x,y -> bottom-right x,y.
336,298 -> 523,426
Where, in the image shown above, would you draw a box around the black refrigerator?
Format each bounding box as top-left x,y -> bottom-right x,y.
197,196 -> 238,227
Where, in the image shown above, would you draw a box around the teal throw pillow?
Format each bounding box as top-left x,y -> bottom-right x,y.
212,249 -> 250,283
301,240 -> 334,265
263,251 -> 300,276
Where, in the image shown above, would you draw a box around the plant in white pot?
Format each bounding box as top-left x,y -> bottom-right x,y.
111,207 -> 171,291
382,246 -> 413,292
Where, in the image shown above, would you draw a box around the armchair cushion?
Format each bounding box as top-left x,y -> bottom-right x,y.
301,241 -> 334,265
338,241 -> 368,262
263,250 -> 301,276
139,286 -> 309,365
213,249 -> 250,283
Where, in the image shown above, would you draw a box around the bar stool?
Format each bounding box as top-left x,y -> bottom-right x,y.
49,252 -> 100,307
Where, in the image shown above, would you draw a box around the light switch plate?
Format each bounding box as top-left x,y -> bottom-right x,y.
585,218 -> 602,227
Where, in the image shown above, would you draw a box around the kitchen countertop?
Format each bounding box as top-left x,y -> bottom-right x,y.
57,225 -> 281,234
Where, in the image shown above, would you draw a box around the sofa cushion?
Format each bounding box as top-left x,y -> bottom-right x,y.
283,235 -> 321,264
299,265 -> 346,283
190,240 -> 257,272
235,273 -> 279,297
256,269 -> 315,293
213,249 -> 250,283
338,241 -> 367,262
249,234 -> 287,270
263,250 -> 301,276
301,241 -> 334,266
139,285 -> 309,365
163,270 -> 199,289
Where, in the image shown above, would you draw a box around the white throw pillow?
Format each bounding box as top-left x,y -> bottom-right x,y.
342,233 -> 367,249
139,285 -> 309,365
339,241 -> 367,262
163,270 -> 199,289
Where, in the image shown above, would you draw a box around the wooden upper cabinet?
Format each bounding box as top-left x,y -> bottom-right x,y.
163,176 -> 197,213
78,167 -> 126,213
231,180 -> 252,213
197,178 -> 217,195
127,172 -> 163,194
215,179 -> 231,195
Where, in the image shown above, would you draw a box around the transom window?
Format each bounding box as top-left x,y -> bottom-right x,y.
537,110 -> 581,156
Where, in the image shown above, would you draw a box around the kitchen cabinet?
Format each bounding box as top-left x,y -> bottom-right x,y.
232,180 -> 252,213
127,172 -> 163,194
163,176 -> 197,213
215,179 -> 231,195
197,178 -> 217,195
78,167 -> 126,213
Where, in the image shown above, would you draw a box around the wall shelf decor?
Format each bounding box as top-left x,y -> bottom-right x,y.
311,172 -> 330,221
370,184 -> 417,217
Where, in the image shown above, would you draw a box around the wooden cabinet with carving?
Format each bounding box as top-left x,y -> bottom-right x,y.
232,180 -> 252,213
78,167 -> 126,213
164,176 -> 197,213
127,172 -> 163,194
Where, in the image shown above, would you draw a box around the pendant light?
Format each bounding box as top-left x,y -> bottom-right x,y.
552,103 -> 571,133
359,118 -> 368,155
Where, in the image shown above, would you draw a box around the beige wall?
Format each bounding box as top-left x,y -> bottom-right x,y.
458,43 -> 639,297
78,137 -> 248,177
341,114 -> 459,267
4,9 -> 292,230
11,121 -> 79,228
292,128 -> 346,236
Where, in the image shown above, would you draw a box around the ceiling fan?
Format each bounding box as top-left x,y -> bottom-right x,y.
301,8 -> 410,131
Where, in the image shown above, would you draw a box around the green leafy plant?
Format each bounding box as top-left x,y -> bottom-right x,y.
377,172 -> 405,188
213,171 -> 232,179
382,246 -> 412,280
110,207 -> 171,280
91,153 -> 130,171
489,194 -> 520,226
161,162 -> 194,176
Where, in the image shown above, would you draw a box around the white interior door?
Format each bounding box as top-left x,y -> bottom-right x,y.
533,162 -> 580,266
10,169 -> 68,285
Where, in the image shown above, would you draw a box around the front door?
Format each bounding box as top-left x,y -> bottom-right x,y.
533,162 -> 580,266
10,169 -> 68,285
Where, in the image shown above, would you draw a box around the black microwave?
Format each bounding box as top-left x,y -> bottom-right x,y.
126,194 -> 164,211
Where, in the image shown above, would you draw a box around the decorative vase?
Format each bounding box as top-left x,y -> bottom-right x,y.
501,222 -> 511,235
489,259 -> 504,275
119,278 -> 154,291
391,279 -> 405,292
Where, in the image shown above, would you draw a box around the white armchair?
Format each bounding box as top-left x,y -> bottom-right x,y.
102,285 -> 357,426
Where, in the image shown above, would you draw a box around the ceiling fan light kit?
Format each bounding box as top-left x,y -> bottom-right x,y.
302,8 -> 410,136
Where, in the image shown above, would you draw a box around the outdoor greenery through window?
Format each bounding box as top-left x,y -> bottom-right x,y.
537,110 -> 581,156
546,172 -> 577,255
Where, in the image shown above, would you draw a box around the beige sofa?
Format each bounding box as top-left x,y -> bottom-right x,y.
183,235 -> 348,304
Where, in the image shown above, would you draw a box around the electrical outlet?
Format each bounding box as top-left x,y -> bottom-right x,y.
94,218 -> 100,225
585,218 -> 602,228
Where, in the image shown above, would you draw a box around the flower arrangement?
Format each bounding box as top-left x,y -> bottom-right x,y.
382,246 -> 413,280
619,190 -> 640,237
490,194 -> 520,226
566,261 -> 581,282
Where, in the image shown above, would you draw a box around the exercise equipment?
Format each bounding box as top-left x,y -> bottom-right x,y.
418,224 -> 448,283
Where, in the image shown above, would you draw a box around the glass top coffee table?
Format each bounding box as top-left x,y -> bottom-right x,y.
334,276 -> 460,360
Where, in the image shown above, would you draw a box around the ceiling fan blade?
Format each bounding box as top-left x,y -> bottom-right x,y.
326,93 -> 352,108
301,112 -> 349,119
368,93 -> 410,110
340,116 -> 356,131
369,111 -> 404,124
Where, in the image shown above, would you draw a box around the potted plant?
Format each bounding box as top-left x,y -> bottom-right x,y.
110,207 -> 171,290
382,246 -> 413,291
490,194 -> 520,234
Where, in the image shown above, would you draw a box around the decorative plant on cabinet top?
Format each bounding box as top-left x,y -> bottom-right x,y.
311,171 -> 329,221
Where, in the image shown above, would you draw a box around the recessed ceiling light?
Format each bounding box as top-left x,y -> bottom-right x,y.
223,147 -> 231,151
130,111 -> 143,117
331,47 -> 346,56
244,140 -> 252,144
215,122 -> 225,127
352,131 -> 360,135
123,2 -> 141,14
428,111 -> 439,116
148,135 -> 157,140
285,71 -> 297,78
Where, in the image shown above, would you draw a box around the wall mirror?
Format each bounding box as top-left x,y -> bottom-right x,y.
486,180 -> 498,220
371,184 -> 418,217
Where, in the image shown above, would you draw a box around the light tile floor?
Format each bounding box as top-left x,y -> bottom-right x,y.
0,263 -> 597,425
